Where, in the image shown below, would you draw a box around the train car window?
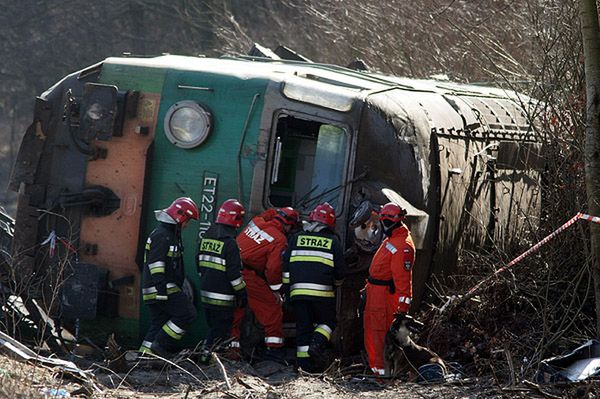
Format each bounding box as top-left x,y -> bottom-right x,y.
269,115 -> 348,213
164,100 -> 212,148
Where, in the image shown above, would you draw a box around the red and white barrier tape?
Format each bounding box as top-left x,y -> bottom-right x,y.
441,212 -> 598,312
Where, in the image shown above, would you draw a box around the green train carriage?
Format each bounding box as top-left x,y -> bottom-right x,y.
9,50 -> 543,353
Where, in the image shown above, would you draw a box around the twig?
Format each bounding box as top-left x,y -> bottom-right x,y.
504,348 -> 515,386
212,352 -> 232,390
522,380 -> 562,399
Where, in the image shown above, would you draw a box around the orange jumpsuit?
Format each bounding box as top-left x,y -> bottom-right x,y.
232,216 -> 287,348
363,224 -> 415,375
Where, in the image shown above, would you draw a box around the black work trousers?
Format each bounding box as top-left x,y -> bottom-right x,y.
292,298 -> 336,370
202,306 -> 235,349
144,292 -> 196,352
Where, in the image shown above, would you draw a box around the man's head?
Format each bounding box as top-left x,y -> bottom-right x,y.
216,199 -> 246,228
379,202 -> 407,236
163,197 -> 199,228
274,207 -> 300,233
309,202 -> 336,229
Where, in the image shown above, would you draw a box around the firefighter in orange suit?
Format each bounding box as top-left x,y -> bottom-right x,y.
363,202 -> 415,376
231,207 -> 300,360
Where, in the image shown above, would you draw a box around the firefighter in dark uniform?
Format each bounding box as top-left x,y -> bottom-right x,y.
363,202 -> 415,376
283,202 -> 346,371
197,199 -> 248,363
139,197 -> 199,357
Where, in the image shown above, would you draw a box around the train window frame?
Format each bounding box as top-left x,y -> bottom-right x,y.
163,100 -> 212,149
266,111 -> 351,215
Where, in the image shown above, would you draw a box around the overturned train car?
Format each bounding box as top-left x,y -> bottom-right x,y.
8,52 -> 543,352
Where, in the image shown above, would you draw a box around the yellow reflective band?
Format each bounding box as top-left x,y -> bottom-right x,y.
296,235 -> 332,249
145,243 -> 151,250
138,346 -> 154,354
167,286 -> 181,294
315,327 -> 331,340
290,289 -> 335,298
200,239 -> 224,254
149,267 -> 165,275
200,296 -> 234,306
233,281 -> 246,291
143,293 -> 157,301
162,325 -> 182,340
199,261 -> 226,271
282,277 -> 290,283
289,255 -> 334,267
297,351 -> 310,358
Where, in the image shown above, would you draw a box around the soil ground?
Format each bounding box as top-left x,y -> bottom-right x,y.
1,351 -> 597,399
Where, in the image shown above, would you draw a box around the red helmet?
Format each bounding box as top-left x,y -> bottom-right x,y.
274,207 -> 300,226
216,199 -> 246,228
379,202 -> 407,223
309,202 -> 336,228
164,197 -> 199,224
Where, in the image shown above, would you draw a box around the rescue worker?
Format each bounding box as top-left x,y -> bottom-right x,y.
363,202 -> 415,376
197,199 -> 248,363
283,202 -> 346,372
231,207 -> 300,360
139,197 -> 199,358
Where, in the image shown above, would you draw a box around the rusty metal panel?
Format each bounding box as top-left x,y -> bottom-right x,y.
78,93 -> 159,320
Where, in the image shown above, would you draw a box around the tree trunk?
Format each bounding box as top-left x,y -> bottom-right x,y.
580,0 -> 600,335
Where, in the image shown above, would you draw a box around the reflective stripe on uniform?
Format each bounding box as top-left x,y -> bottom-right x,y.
314,324 -> 332,340
167,245 -> 179,257
290,282 -> 335,298
265,336 -> 284,344
372,367 -> 385,376
291,283 -> 333,291
297,345 -> 310,358
200,290 -> 235,306
148,261 -> 166,274
282,271 -> 290,284
245,221 -> 275,242
198,254 -> 226,271
142,286 -> 158,301
200,290 -> 235,301
166,283 -> 181,294
230,277 -> 246,291
162,320 -> 185,340
399,296 -> 412,304
140,340 -> 153,350
230,341 -> 240,348
270,283 -> 282,291
385,242 -> 397,254
290,249 -> 334,267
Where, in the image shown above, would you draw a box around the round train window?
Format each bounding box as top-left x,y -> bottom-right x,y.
164,101 -> 212,148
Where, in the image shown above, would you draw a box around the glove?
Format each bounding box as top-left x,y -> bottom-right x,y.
397,303 -> 410,314
236,292 -> 248,308
272,290 -> 283,306
357,287 -> 366,318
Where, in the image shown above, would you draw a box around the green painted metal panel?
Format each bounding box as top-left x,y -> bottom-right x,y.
99,62 -> 167,93
140,68 -> 268,346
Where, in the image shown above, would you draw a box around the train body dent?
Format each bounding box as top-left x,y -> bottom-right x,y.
8,52 -> 543,351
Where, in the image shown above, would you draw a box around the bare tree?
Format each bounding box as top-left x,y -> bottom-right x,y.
580,0 -> 600,334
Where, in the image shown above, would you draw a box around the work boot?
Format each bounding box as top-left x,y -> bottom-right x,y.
150,341 -> 174,360
263,346 -> 286,363
308,334 -> 329,370
221,346 -> 242,361
198,349 -> 212,365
